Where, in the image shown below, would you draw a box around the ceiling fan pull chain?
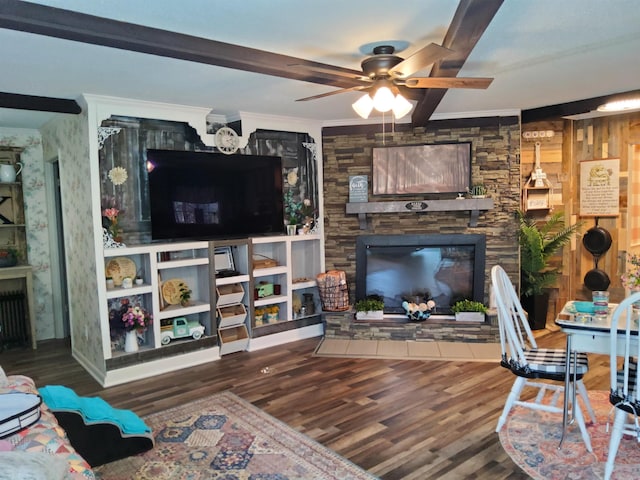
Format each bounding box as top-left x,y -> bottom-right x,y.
382,111 -> 386,145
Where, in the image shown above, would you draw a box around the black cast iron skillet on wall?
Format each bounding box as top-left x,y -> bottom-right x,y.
582,219 -> 612,291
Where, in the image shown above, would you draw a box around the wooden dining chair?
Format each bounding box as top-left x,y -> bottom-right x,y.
604,290 -> 640,480
491,265 -> 596,451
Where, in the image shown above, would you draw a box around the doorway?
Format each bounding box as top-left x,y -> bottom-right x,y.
47,158 -> 70,338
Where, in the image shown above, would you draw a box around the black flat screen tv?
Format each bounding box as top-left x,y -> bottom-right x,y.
147,149 -> 284,241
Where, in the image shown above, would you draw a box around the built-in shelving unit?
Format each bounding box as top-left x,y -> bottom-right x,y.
251,234 -> 322,337
99,234 -> 324,384
346,198 -> 494,228
0,148 -> 27,260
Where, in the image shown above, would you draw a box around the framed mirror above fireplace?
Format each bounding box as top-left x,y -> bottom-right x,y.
355,234 -> 486,316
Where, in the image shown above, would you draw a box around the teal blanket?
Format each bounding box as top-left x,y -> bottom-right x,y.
38,385 -> 151,435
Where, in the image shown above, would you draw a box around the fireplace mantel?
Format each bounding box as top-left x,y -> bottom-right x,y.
346,198 -> 494,229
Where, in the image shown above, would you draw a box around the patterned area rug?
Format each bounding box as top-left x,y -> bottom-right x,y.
95,391 -> 377,480
499,390 -> 640,479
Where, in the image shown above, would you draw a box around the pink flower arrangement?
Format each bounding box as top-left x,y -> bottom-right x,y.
103,207 -> 119,222
102,207 -> 122,239
122,305 -> 152,332
622,253 -> 640,290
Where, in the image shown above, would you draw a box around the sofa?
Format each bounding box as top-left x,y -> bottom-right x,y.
0,370 -> 95,480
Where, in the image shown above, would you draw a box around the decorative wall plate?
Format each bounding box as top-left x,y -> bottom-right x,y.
162,278 -> 188,305
105,257 -> 136,286
215,126 -> 240,154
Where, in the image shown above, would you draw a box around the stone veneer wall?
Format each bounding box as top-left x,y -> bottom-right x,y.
323,311 -> 500,342
320,117 -> 521,341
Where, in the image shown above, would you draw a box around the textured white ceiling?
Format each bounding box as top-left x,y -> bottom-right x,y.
1,0 -> 639,128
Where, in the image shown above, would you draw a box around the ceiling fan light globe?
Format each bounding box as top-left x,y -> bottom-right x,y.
352,94 -> 374,119
392,94 -> 413,119
372,86 -> 395,112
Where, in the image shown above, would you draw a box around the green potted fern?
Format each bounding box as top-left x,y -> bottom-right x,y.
518,210 -> 582,329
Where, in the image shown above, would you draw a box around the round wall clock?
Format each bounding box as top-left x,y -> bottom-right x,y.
215,126 -> 240,154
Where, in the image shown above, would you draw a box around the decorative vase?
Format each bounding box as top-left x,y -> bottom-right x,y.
124,330 -> 139,353
287,224 -> 297,236
302,293 -> 315,315
0,162 -> 22,183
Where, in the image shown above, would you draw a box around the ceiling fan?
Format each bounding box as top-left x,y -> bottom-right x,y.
295,43 -> 493,118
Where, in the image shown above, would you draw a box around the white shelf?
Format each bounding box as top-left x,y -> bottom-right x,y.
216,274 -> 250,286
158,257 -> 209,269
106,284 -> 153,299
254,294 -> 288,307
253,266 -> 288,278
291,280 -> 317,290
157,300 -> 210,320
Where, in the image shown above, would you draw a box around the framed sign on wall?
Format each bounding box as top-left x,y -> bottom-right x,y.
372,143 -> 471,195
579,158 -> 620,217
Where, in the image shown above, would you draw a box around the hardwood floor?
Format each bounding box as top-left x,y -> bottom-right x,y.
0,328 -> 610,479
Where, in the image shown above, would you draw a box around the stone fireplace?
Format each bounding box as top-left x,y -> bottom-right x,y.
320,116 -> 521,343
322,233 -> 499,343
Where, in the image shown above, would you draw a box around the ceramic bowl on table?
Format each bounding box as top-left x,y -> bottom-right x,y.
572,301 -> 596,314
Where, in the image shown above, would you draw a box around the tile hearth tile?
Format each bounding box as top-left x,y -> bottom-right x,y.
376,341 -> 409,357
345,339 -> 378,356
436,342 -> 473,358
407,341 -> 441,358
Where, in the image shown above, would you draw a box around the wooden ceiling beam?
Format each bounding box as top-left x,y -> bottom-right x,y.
0,0 -> 361,89
521,89 -> 640,122
411,0 -> 503,127
0,91 -> 81,113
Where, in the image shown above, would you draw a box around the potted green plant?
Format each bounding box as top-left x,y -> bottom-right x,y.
354,295 -> 384,320
451,299 -> 487,322
179,282 -> 192,307
518,210 -> 582,329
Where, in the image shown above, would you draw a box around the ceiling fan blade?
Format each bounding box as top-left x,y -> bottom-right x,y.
404,77 -> 493,89
388,43 -> 453,77
296,86 -> 369,102
289,63 -> 369,83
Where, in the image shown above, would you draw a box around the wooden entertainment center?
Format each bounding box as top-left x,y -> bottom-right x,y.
102,235 -> 323,379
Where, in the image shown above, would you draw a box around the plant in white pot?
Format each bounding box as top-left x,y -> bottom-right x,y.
451,299 -> 487,322
354,296 -> 384,320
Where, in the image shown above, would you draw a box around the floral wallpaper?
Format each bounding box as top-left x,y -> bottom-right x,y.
0,128 -> 56,341
40,113 -> 106,376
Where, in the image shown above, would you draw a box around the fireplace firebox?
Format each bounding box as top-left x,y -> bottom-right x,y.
355,234 -> 486,316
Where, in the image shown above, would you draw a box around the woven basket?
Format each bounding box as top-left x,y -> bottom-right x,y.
316,270 -> 350,312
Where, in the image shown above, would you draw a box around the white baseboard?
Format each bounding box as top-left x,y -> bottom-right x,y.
248,324 -> 323,351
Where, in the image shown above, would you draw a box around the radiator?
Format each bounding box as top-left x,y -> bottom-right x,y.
0,290 -> 28,348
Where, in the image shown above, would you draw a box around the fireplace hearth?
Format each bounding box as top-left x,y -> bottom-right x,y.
322,310 -> 500,343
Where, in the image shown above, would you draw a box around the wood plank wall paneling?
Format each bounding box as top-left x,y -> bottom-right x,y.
524,111 -> 640,306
